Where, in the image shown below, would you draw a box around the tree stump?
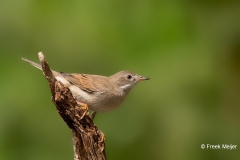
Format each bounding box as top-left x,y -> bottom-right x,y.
38,52 -> 106,160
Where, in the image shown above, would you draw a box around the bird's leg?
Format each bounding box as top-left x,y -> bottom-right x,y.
90,111 -> 97,120
76,101 -> 96,120
76,101 -> 89,119
76,101 -> 88,110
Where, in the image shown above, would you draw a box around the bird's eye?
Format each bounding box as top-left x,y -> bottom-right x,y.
126,74 -> 132,79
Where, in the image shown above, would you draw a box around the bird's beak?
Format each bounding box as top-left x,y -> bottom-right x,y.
138,76 -> 150,81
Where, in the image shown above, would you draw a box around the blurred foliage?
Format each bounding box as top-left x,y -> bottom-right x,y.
1,0 -> 240,160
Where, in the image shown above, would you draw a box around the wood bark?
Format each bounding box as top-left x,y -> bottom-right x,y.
38,52 -> 106,160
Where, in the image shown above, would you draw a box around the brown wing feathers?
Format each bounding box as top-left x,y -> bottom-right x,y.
60,72 -> 98,93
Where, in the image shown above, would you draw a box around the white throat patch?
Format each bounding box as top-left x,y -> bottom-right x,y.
120,83 -> 132,91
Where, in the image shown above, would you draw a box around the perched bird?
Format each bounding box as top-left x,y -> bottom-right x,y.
22,57 -> 150,119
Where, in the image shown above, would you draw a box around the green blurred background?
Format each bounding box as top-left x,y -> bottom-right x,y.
1,0 -> 240,160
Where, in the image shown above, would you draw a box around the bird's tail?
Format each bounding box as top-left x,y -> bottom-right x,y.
22,58 -> 43,70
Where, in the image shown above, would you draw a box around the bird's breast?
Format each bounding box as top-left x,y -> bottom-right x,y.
68,85 -> 125,112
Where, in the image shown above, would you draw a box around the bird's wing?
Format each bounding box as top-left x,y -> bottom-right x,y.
60,72 -> 103,94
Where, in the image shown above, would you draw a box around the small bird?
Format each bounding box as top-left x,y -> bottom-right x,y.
22,57 -> 150,119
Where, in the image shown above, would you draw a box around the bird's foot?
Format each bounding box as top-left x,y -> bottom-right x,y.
76,101 -> 88,110
76,101 -> 89,119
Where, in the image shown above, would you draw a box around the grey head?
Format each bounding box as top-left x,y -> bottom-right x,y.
109,70 -> 150,93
